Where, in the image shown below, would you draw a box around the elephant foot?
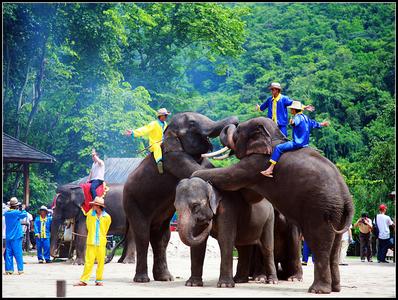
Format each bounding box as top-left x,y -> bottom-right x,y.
233,275 -> 249,283
73,258 -> 84,265
118,256 -> 136,264
153,271 -> 174,281
217,277 -> 235,288
185,276 -> 203,287
254,274 -> 278,284
287,274 -> 303,282
332,283 -> 341,292
308,282 -> 332,294
133,273 -> 150,283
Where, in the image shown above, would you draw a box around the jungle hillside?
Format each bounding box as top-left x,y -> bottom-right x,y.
2,3 -> 396,220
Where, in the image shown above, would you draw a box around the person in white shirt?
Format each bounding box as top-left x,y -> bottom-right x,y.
87,148 -> 105,200
339,224 -> 353,265
374,204 -> 394,263
20,210 -> 33,251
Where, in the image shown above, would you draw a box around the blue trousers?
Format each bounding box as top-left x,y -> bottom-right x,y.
377,238 -> 392,262
5,238 -> 24,272
278,125 -> 288,137
302,240 -> 315,263
36,238 -> 51,261
89,179 -> 104,200
271,141 -> 303,163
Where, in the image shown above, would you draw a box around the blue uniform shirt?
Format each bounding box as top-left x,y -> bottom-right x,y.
34,215 -> 53,239
291,113 -> 321,147
4,209 -> 27,240
259,94 -> 294,126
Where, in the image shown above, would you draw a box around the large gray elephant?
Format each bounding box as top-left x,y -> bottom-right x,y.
192,117 -> 354,294
123,112 -> 239,282
175,177 -> 278,288
50,183 -> 135,265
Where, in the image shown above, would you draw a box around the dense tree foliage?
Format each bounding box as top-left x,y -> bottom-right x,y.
3,3 -> 395,219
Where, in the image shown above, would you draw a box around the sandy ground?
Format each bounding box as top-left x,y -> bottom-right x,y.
2,233 -> 396,298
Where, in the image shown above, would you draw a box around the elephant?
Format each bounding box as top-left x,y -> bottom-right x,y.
174,177 -> 278,288
50,183 -> 136,265
192,117 -> 354,294
123,112 -> 239,282
249,209 -> 303,281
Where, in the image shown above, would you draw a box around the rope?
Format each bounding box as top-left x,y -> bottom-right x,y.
72,232 -> 113,238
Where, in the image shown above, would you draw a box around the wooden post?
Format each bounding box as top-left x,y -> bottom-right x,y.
56,280 -> 66,297
23,163 -> 30,207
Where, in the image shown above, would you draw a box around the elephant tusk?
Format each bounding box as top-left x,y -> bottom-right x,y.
212,152 -> 231,160
201,146 -> 229,158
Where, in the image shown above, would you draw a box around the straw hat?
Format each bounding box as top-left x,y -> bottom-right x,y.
7,197 -> 20,207
287,100 -> 304,111
156,108 -> 171,117
269,82 -> 282,90
89,196 -> 106,207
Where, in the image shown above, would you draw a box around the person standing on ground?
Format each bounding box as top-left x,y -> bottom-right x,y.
124,108 -> 171,174
34,206 -> 52,263
3,197 -> 27,275
374,204 -> 394,263
255,82 -> 314,137
339,224 -> 353,266
354,212 -> 373,262
301,236 -> 315,265
87,148 -> 105,200
2,203 -> 9,257
74,197 -> 111,286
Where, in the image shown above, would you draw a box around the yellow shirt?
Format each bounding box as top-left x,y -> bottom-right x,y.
272,93 -> 282,123
40,216 -> 47,239
133,120 -> 168,152
82,208 -> 111,247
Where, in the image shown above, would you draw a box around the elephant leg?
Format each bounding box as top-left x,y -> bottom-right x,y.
119,227 -> 136,264
330,234 -> 342,292
132,217 -> 151,283
186,239 -> 208,287
283,225 -> 303,281
234,245 -> 251,283
74,219 -> 87,265
217,226 -> 236,288
259,218 -> 278,284
306,232 -> 334,294
150,220 -> 174,281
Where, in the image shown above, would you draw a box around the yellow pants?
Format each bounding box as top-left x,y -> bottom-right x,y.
80,244 -> 106,283
152,144 -> 163,163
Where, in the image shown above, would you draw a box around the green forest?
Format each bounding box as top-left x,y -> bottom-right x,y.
2,3 -> 395,221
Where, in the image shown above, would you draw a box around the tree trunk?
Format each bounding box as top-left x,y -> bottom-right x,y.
15,62 -> 30,140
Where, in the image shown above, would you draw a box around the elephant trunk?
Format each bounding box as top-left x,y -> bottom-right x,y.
203,116 -> 239,138
177,208 -> 212,247
50,215 -> 64,258
220,124 -> 237,150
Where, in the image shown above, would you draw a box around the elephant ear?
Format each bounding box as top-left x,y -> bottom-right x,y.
245,124 -> 273,156
71,186 -> 85,208
162,128 -> 184,153
207,182 -> 221,215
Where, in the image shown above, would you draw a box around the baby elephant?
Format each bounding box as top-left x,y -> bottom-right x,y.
175,177 -> 278,288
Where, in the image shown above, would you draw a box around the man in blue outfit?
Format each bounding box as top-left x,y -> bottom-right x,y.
34,205 -> 53,263
260,100 -> 329,177
3,197 -> 27,275
256,82 -> 314,137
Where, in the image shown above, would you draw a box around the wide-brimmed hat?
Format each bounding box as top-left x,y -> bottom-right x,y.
156,108 -> 171,117
89,196 -> 106,207
287,100 -> 304,111
269,82 -> 282,90
7,197 -> 20,207
39,205 -> 48,212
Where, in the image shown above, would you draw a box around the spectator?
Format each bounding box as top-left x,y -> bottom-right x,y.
339,225 -> 353,266
354,212 -> 373,262
3,197 -> 27,275
34,206 -> 52,263
302,237 -> 315,265
374,204 -> 395,263
2,202 -> 9,256
20,207 -> 33,252
74,197 -> 111,286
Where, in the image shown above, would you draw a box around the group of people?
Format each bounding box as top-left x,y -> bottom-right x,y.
3,197 -> 53,274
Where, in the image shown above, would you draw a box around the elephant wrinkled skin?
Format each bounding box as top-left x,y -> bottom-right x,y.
192,117 -> 354,294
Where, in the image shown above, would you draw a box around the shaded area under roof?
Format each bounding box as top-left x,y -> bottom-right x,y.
71,157 -> 144,184
3,133 -> 56,164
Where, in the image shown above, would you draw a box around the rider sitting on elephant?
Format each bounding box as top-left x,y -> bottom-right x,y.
124,108 -> 171,174
261,100 -> 329,178
87,148 -> 105,200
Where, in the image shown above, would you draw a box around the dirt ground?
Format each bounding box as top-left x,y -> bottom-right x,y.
2,234 -> 396,298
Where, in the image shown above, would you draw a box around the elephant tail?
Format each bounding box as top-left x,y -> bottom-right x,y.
327,198 -> 355,234
105,220 -> 129,264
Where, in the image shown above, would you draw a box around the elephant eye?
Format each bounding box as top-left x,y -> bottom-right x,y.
191,203 -> 200,213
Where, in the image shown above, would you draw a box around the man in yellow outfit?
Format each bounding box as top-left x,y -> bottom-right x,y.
73,196 -> 111,286
124,108 -> 171,174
